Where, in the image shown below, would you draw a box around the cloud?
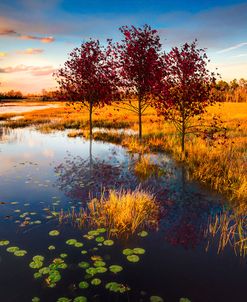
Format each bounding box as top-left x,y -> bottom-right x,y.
20,35 -> 55,43
0,27 -> 55,43
17,48 -> 44,55
233,53 -> 247,58
0,52 -> 7,57
0,65 -> 56,76
217,42 -> 247,54
0,29 -> 17,35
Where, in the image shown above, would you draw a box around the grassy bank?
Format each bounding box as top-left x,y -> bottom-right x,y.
1,101 -> 246,203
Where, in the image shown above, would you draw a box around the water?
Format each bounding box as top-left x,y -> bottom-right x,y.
0,127 -> 246,302
0,103 -> 59,114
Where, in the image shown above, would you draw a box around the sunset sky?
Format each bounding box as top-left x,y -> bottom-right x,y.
0,0 -> 247,93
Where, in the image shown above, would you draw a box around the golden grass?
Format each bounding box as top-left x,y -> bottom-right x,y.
1,101 -> 246,202
134,155 -> 165,181
59,188 -> 160,236
205,203 -> 247,257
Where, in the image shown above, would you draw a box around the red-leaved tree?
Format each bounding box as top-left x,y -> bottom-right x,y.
154,40 -> 216,156
116,24 -> 163,140
54,39 -> 119,138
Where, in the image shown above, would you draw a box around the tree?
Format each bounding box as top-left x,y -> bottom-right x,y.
54,39 -> 119,138
116,24 -> 163,140
154,40 -> 216,156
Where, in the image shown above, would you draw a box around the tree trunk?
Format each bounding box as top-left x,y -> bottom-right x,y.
138,96 -> 142,141
181,118 -> 185,160
89,102 -> 93,139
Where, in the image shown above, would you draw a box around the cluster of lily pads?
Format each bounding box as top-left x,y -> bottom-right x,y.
122,247 -> 145,262
0,240 -> 27,257
30,254 -> 68,288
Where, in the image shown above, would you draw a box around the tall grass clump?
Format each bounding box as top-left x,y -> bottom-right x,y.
86,188 -> 160,235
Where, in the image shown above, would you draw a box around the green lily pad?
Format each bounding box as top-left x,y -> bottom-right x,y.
95,236 -> 104,243
14,249 -> 27,257
73,296 -> 87,302
105,282 -> 130,293
60,253 -> 68,258
66,239 -> 77,245
34,272 -> 42,279
138,231 -> 148,237
179,298 -> 191,302
97,228 -> 106,233
48,245 -> 56,250
127,255 -> 140,263
81,250 -> 87,255
86,267 -> 97,276
133,248 -> 145,255
93,261 -> 106,267
49,230 -> 60,236
57,298 -> 71,302
48,270 -> 61,283
109,265 -> 123,273
91,278 -> 101,286
88,230 -> 99,236
74,242 -> 83,248
33,255 -> 45,262
103,240 -> 114,246
150,296 -> 164,302
6,246 -> 19,253
78,261 -> 90,269
74,297 -> 87,302
122,248 -> 133,256
78,281 -> 89,289
0,240 -> 10,246
32,297 -> 40,302
29,261 -> 43,269
95,267 -> 108,273
39,267 -> 50,275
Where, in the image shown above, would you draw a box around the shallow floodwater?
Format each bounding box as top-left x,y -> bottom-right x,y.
0,127 -> 246,302
0,103 -> 59,114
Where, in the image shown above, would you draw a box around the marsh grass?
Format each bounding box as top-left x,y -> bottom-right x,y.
59,188 -> 160,236
205,203 -> 247,257
134,155 -> 165,181
1,101 -> 246,202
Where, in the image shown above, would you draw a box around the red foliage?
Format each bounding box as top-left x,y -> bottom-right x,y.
154,40 -> 217,152
54,39 -> 120,136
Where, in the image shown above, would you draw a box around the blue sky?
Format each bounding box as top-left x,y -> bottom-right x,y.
0,0 -> 247,93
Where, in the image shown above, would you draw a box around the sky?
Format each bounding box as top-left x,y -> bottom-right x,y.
0,0 -> 247,93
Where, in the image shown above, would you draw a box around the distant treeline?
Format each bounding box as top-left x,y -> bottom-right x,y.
1,79 -> 247,102
212,78 -> 247,102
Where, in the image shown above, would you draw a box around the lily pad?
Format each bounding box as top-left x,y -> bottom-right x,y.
138,231 -> 148,237
106,282 -> 130,293
74,297 -> 87,302
32,297 -> 40,302
49,230 -> 60,236
127,255 -> 140,263
57,298 -> 71,302
93,261 -> 106,267
33,255 -> 45,262
74,242 -> 83,248
133,248 -> 145,255
122,248 -> 133,256
78,261 -> 90,269
66,239 -> 77,245
30,261 -> 43,269
6,246 -> 19,253
95,267 -> 107,273
78,281 -> 89,289
91,278 -> 101,286
103,240 -> 114,246
95,236 -> 104,243
14,249 -> 27,257
60,253 -> 68,259
179,299 -> 191,302
86,267 -> 97,276
109,265 -> 123,273
0,240 -> 10,246
48,245 -> 56,250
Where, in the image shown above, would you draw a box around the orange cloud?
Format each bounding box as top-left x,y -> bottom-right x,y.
0,28 -> 55,43
20,35 -> 55,43
17,48 -> 44,55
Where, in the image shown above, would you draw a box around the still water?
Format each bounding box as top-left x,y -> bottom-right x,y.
0,127 -> 246,302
